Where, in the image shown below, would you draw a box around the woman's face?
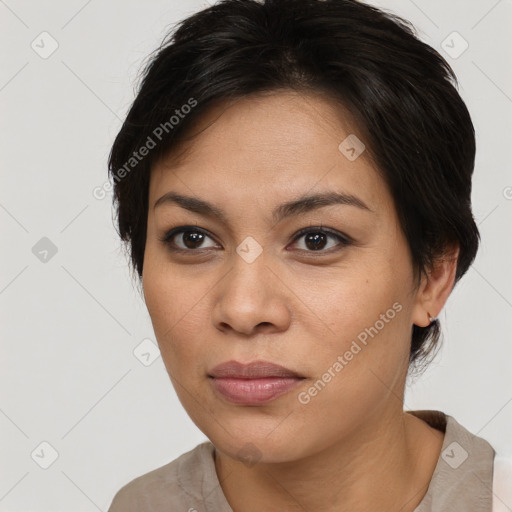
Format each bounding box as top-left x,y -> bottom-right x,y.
143,91 -> 428,463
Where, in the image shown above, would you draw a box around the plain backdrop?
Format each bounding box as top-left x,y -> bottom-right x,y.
1,0 -> 511,510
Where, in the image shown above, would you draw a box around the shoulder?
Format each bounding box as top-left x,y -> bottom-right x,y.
107,441 -> 214,512
492,454 -> 512,512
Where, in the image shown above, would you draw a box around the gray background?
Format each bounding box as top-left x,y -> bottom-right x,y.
1,0 -> 511,510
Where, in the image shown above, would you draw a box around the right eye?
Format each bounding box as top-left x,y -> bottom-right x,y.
159,226 -> 220,253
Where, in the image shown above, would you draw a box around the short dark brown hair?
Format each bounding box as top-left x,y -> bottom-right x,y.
108,0 -> 479,373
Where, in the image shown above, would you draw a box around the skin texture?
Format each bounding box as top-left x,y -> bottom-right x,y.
142,90 -> 457,511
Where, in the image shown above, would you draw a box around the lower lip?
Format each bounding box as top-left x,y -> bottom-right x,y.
209,377 -> 304,405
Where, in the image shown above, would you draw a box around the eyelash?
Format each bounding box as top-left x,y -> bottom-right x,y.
158,225 -> 353,256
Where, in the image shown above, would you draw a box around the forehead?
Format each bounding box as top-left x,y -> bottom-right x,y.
149,90 -> 389,214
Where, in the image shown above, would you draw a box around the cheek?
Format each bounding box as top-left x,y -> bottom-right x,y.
324,298 -> 408,385
142,247 -> 205,371
295,287 -> 410,442
301,255 -> 413,396
311,261 -> 408,345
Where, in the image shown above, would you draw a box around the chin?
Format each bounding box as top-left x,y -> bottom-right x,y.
207,425 -> 313,466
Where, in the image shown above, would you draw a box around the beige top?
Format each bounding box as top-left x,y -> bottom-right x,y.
108,410 -> 496,511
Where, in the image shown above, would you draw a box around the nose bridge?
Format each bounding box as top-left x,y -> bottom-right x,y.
213,240 -> 290,334
226,240 -> 273,301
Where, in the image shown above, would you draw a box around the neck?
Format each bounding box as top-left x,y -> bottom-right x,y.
214,408 -> 444,512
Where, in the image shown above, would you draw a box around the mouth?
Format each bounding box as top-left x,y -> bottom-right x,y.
208,360 -> 306,405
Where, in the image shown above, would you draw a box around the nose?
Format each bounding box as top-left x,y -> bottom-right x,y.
211,253 -> 292,337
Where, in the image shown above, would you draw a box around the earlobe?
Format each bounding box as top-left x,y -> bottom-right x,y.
412,244 -> 459,327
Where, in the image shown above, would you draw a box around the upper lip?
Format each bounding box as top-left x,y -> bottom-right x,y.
208,360 -> 304,379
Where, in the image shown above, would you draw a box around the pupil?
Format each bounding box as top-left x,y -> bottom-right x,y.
306,232 -> 326,250
184,231 -> 204,249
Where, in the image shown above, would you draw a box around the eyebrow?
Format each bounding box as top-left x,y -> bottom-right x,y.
153,190 -> 372,224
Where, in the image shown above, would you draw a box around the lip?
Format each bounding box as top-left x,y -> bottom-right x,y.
208,360 -> 304,379
208,360 -> 305,405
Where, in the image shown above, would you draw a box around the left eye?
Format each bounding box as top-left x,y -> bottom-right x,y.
290,228 -> 351,252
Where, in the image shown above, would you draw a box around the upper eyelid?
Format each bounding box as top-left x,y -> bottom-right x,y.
161,225 -> 218,243
291,226 -> 352,243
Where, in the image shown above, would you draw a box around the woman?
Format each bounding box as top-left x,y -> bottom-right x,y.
106,0 -> 511,510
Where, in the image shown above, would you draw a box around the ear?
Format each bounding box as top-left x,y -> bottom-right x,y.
412,244 -> 460,327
